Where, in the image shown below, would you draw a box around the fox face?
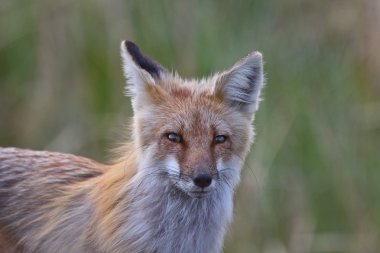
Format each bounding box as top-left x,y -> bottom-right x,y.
140,94 -> 243,198
121,41 -> 264,199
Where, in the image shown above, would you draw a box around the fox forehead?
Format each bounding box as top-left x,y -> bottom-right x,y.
142,81 -> 232,134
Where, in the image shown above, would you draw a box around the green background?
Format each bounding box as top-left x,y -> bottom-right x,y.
1,0 -> 379,252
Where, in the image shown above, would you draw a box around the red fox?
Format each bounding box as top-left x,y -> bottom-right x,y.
0,41 -> 265,253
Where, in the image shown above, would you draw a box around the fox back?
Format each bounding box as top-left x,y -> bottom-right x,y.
0,41 -> 265,253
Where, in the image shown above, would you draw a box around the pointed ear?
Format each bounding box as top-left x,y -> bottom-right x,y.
215,51 -> 264,118
120,40 -> 168,110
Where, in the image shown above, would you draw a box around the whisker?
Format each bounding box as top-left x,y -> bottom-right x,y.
232,153 -> 262,194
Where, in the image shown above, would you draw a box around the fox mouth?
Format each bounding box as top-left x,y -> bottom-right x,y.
188,190 -> 211,199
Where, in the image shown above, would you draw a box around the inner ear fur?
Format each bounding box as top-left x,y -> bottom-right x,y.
215,51 -> 264,116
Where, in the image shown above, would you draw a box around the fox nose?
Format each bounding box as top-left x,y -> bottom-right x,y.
193,173 -> 212,188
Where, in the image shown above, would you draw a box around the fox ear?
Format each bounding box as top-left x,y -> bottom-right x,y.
120,41 -> 168,111
215,51 -> 264,118
120,40 -> 166,97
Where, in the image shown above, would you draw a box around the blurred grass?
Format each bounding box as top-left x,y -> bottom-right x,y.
1,0 -> 380,252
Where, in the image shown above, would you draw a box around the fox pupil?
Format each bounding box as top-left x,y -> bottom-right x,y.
167,133 -> 182,143
215,135 -> 226,144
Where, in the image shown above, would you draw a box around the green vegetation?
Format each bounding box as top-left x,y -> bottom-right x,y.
1,0 -> 379,252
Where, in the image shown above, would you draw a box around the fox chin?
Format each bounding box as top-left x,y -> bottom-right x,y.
0,40 -> 265,253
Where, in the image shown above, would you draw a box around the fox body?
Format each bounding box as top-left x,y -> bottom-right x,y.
0,41 -> 265,253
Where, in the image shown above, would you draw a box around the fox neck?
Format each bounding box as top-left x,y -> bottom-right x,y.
122,172 -> 232,253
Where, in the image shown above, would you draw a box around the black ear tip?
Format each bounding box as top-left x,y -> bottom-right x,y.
124,40 -> 140,55
122,40 -> 164,79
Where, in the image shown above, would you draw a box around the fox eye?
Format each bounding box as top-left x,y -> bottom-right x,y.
215,135 -> 227,144
167,133 -> 182,143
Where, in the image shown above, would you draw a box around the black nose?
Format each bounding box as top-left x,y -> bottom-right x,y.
193,173 -> 212,188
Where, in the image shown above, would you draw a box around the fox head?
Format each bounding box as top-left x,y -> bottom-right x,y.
121,41 -> 264,198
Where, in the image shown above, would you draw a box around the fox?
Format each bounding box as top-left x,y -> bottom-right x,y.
0,40 -> 265,253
